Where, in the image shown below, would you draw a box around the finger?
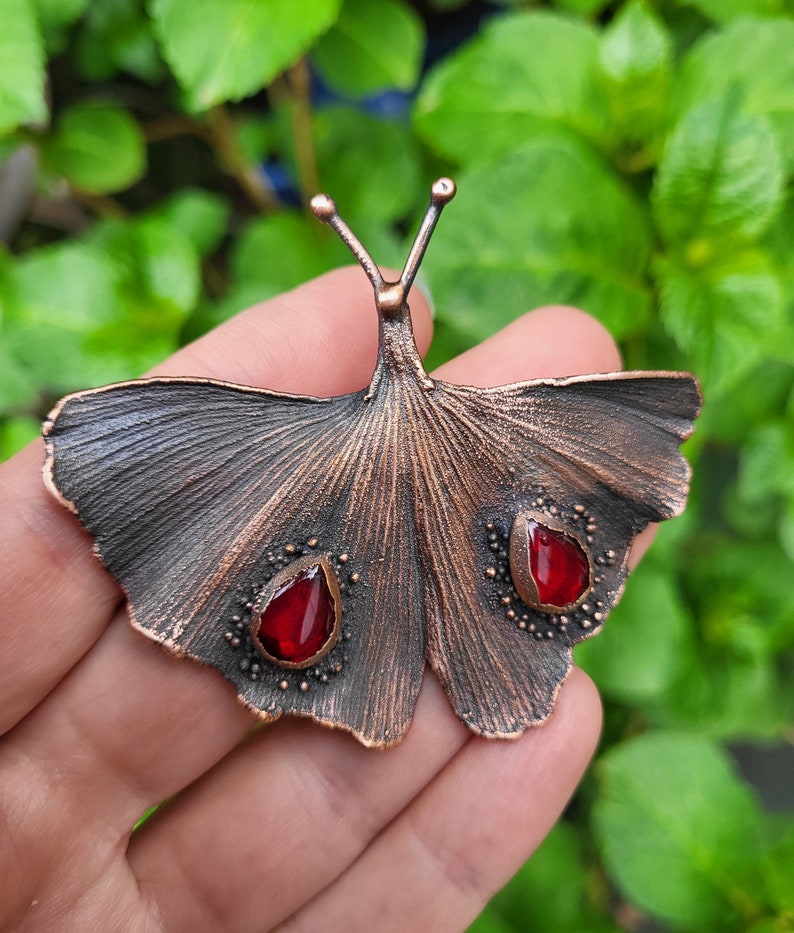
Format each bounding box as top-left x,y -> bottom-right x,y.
280,669 -> 601,933
6,304 -> 611,933
629,525 -> 656,569
0,267 -> 433,736
434,305 -> 622,385
148,268 -> 433,392
0,442 -> 122,733
127,676 -> 469,931
113,308 -> 617,928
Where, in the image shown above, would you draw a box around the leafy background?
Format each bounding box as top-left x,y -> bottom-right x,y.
1,0 -> 793,929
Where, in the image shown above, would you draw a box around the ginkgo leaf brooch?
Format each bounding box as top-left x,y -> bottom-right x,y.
43,178 -> 701,748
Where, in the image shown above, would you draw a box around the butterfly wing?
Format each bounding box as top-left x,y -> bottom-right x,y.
44,378 -> 425,747
44,369 -> 699,744
416,372 -> 700,737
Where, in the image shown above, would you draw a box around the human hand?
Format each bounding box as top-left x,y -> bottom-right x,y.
0,268 -> 612,931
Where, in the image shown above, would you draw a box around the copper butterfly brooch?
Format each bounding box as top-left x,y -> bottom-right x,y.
43,179 -> 701,747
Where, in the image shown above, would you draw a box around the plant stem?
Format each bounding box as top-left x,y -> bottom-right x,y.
71,191 -> 128,220
143,114 -> 211,144
27,195 -> 91,234
207,105 -> 277,213
287,58 -> 320,206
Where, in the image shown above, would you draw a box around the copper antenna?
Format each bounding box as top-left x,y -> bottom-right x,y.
311,179 -> 457,312
310,193 -> 385,291
400,177 -> 456,294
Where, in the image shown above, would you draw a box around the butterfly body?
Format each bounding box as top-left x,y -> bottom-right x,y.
43,180 -> 700,747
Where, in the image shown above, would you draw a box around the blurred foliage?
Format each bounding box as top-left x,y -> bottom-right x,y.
1,0 -> 792,929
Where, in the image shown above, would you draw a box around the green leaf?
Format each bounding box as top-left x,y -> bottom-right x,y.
0,341 -> 38,413
746,921 -> 789,933
674,17 -> 794,175
599,0 -> 671,90
642,533 -> 794,737
2,211 -> 201,394
87,212 -> 201,322
86,212 -> 201,368
134,217 -> 201,314
1,240 -> 124,390
553,0 -> 611,13
738,423 -> 794,506
597,0 -> 672,150
658,646 -> 794,739
189,210 -> 346,337
0,415 -> 40,461
694,360 -> 793,446
313,108 -> 420,226
484,822 -> 614,932
75,0 -> 165,84
678,533 -> 794,661
763,189 -> 794,326
256,103 -> 413,264
593,732 -> 765,928
414,11 -> 610,165
232,211 -> 340,300
0,248 -> 36,412
737,421 -> 794,560
466,909 -> 514,933
44,101 -> 146,194
656,253 -> 785,395
653,97 -> 784,248
234,115 -> 278,165
764,823 -> 794,913
151,188 -> 230,257
576,560 -> 694,705
35,0 -> 89,34
422,138 -> 652,345
780,497 -> 794,564
312,0 -> 424,97
150,0 -> 342,110
0,0 -> 47,134
675,0 -> 788,24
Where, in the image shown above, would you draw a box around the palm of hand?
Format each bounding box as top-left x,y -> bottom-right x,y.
0,268 -> 608,932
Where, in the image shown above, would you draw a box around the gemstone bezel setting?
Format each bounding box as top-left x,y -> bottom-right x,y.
250,553 -> 342,669
509,510 -> 593,613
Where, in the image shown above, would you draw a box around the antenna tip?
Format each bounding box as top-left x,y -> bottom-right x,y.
431,177 -> 456,205
310,193 -> 337,222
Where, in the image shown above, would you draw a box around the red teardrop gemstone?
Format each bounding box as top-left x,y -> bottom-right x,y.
526,521 -> 590,608
256,565 -> 337,664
